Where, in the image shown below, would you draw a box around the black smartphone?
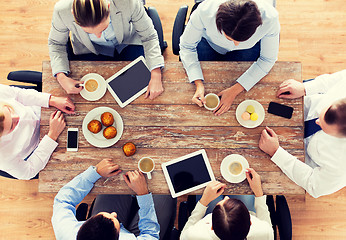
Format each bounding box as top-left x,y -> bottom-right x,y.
67,128 -> 79,151
268,102 -> 294,119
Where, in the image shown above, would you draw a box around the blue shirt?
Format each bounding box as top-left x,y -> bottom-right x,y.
179,0 -> 280,91
51,166 -> 160,240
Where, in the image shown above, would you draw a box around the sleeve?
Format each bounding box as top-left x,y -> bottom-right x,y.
5,135 -> 58,180
129,0 -> 164,71
136,193 -> 160,240
180,201 -> 208,239
0,84 -> 50,108
179,9 -> 205,83
254,196 -> 272,227
271,146 -> 342,198
48,3 -> 71,77
51,166 -> 101,239
236,17 -> 280,91
304,69 -> 346,96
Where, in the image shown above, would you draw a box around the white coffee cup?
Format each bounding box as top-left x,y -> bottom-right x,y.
84,78 -> 99,93
228,160 -> 244,177
204,93 -> 220,111
138,157 -> 155,179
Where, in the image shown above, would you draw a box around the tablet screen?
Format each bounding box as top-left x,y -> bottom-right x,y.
107,59 -> 151,103
166,154 -> 212,193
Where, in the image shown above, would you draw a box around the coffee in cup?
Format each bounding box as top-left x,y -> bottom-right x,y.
138,157 -> 155,179
84,79 -> 98,92
228,161 -> 243,176
204,93 -> 220,111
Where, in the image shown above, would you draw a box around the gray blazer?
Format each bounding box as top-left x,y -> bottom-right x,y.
48,0 -> 164,76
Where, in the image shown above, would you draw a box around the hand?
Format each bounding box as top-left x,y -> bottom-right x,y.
123,170 -> 149,196
277,79 -> 305,99
199,181 -> 226,207
192,80 -> 205,107
145,68 -> 164,99
95,159 -> 122,177
56,73 -> 83,94
47,110 -> 66,141
49,96 -> 75,114
246,168 -> 263,197
259,126 -> 280,157
214,83 -> 244,116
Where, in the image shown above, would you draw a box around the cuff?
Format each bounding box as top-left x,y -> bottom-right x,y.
149,63 -> 164,72
236,72 -> 257,91
83,166 -> 102,183
303,79 -> 319,96
187,67 -> 204,83
254,195 -> 267,206
136,193 -> 154,208
271,146 -> 290,167
42,135 -> 59,150
41,93 -> 52,108
53,71 -> 69,78
196,201 -> 208,211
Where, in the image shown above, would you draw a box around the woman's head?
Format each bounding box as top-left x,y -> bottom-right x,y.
0,103 -> 19,137
73,0 -> 110,28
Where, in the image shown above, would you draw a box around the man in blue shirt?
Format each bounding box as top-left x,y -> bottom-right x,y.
52,158 -> 175,240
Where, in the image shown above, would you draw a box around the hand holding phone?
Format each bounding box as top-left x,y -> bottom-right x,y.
268,102 -> 293,119
67,128 -> 79,151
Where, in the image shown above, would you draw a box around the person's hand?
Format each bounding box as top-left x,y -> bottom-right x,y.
199,181 -> 226,207
277,79 -> 305,99
123,170 -> 149,196
259,126 -> 280,157
246,168 -> 263,197
49,96 -> 75,114
145,68 -> 164,99
214,83 -> 244,116
56,73 -> 83,94
47,110 -> 66,141
192,80 -> 205,107
95,159 -> 122,177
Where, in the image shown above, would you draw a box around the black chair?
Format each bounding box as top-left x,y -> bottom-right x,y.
7,70 -> 42,92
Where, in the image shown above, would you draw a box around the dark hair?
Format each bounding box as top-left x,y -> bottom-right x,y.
216,0 -> 262,42
324,98 -> 346,137
77,214 -> 119,240
212,198 -> 251,240
73,0 -> 110,27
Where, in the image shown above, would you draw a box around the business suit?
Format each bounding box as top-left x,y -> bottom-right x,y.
48,0 -> 164,76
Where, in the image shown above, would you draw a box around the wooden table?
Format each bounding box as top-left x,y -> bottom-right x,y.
39,61 -> 305,196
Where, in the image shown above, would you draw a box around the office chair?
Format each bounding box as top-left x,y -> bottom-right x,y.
7,70 -> 42,92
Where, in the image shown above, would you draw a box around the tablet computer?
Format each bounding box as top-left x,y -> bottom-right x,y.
106,56 -> 151,108
162,149 -> 215,198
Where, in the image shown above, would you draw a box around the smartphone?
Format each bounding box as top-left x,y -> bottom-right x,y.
67,128 -> 79,151
268,102 -> 294,119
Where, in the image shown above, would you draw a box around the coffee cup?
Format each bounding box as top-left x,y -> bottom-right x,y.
204,93 -> 220,111
138,157 -> 155,179
84,78 -> 99,93
228,160 -> 244,176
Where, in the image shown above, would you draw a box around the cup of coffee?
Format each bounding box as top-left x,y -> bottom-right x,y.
228,161 -> 244,176
204,93 -> 220,111
138,157 -> 155,179
84,79 -> 99,93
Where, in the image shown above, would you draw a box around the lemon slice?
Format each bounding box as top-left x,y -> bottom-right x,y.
246,105 -> 255,114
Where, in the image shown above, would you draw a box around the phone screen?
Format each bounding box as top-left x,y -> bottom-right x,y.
268,102 -> 294,119
67,130 -> 78,149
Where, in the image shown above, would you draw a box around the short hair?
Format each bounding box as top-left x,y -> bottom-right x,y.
77,214 -> 119,240
324,98 -> 346,137
73,0 -> 110,27
212,198 -> 251,240
0,102 -> 13,137
216,0 -> 262,42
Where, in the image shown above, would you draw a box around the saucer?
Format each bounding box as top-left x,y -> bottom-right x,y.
80,73 -> 107,101
220,154 -> 249,183
236,99 -> 265,128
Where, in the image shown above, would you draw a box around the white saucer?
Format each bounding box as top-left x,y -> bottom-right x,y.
80,73 -> 107,101
220,154 -> 249,183
82,107 -> 124,148
236,99 -> 265,128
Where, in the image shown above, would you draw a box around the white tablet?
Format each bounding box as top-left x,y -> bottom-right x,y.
106,56 -> 151,108
162,149 -> 215,198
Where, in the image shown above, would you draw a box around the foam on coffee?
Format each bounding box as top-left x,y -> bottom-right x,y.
206,94 -> 219,108
85,79 -> 98,92
229,161 -> 243,175
139,158 -> 154,172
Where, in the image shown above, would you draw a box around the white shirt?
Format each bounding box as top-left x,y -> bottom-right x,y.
180,196 -> 273,240
271,69 -> 346,198
179,0 -> 280,91
0,85 -> 58,179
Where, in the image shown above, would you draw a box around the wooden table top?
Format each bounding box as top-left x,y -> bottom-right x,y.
39,61 -> 305,196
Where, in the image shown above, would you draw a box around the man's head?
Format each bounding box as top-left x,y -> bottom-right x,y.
77,212 -> 120,240
216,0 -> 262,43
212,197 -> 251,240
317,98 -> 346,138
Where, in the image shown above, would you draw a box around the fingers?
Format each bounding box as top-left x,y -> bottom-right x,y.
144,89 -> 149,99
192,96 -> 204,107
50,110 -> 58,119
123,173 -> 130,185
265,126 -> 277,137
214,103 -> 230,116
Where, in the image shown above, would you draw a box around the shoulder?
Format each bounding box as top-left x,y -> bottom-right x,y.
248,214 -> 273,238
53,0 -> 73,12
254,0 -> 279,21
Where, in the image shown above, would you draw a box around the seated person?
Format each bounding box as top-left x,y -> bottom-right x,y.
0,84 -> 74,179
180,168 -> 274,240
179,0 -> 280,115
259,69 -> 346,198
49,0 -> 164,98
52,158 -> 176,240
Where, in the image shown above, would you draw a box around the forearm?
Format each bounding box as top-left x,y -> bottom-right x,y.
254,196 -> 272,225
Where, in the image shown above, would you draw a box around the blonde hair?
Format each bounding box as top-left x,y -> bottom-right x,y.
0,102 -> 13,137
73,0 -> 110,27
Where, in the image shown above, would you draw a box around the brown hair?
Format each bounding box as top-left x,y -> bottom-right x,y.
324,98 -> 346,137
73,0 -> 110,27
77,214 -> 119,240
212,198 -> 251,240
216,0 -> 262,42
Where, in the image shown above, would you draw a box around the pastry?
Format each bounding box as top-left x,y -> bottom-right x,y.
103,126 -> 117,139
241,111 -> 251,121
101,112 -> 114,127
87,120 -> 102,134
123,142 -> 136,157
